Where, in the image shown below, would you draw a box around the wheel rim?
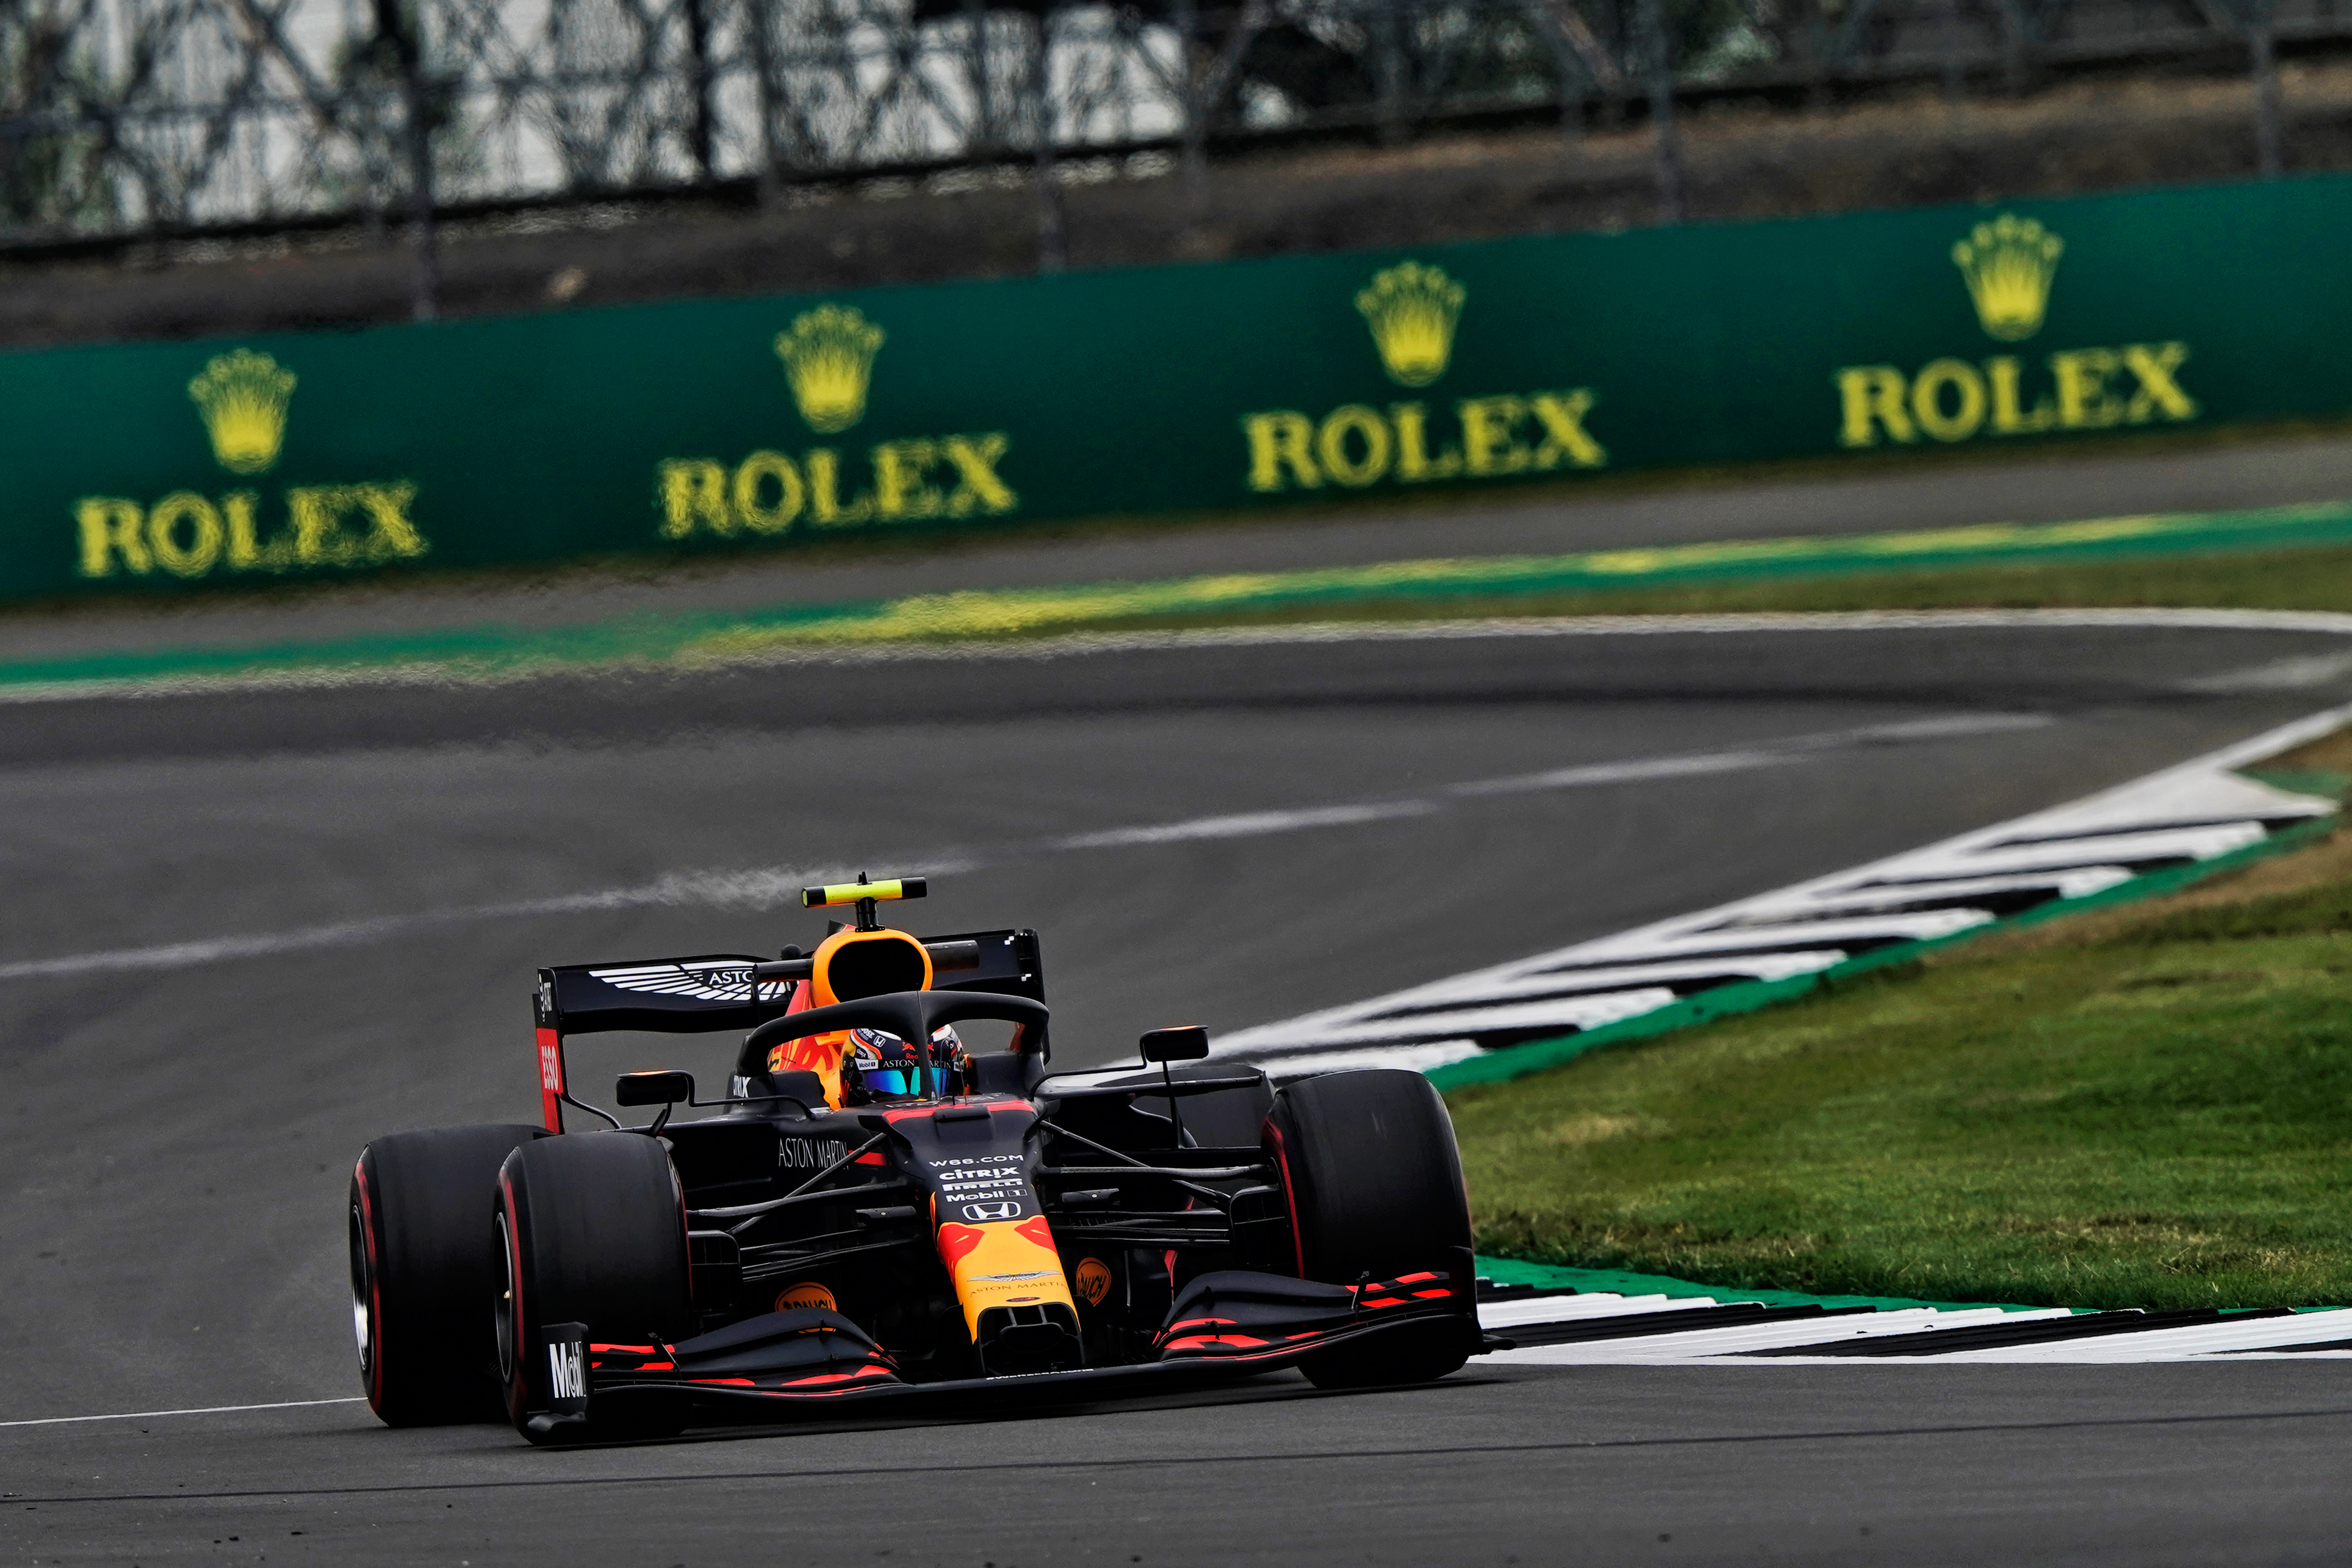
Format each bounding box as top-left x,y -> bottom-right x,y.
347,1200 -> 372,1377
494,1209 -> 517,1386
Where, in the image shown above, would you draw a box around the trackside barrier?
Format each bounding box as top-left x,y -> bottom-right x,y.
11,170 -> 2352,603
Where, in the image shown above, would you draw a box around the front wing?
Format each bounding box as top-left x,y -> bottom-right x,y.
532,1271 -> 1486,1437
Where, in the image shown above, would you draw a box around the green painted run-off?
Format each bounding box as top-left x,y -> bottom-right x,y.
11,497 -> 2352,697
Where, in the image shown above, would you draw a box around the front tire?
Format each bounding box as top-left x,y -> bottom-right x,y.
350,1123 -> 548,1426
496,1131 -> 692,1443
1261,1069 -> 1476,1390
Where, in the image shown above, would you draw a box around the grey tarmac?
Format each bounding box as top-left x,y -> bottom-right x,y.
7,615 -> 2352,1564
8,1366 -> 2352,1565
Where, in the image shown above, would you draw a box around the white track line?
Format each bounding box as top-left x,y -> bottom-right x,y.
1913,1310 -> 2352,1363
1474,1293 -> 2352,1363
0,1396 -> 366,1428
1478,1293 -> 1721,1327
1486,1308 -> 2075,1364
0,713 -> 2045,985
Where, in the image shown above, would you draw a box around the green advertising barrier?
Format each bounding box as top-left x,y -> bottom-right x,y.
11,170 -> 2352,600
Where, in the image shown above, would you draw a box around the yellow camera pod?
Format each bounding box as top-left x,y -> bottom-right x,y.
800,877 -> 926,909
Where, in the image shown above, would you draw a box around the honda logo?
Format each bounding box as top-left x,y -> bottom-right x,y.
962,1201 -> 1021,1221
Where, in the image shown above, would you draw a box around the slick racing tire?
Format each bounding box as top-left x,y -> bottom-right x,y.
1262,1069 -> 1476,1391
350,1123 -> 550,1426
496,1131 -> 692,1445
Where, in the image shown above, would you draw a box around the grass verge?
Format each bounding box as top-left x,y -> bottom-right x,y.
1446,732 -> 2352,1311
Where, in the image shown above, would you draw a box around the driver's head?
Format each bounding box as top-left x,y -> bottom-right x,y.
846,1024 -> 962,1098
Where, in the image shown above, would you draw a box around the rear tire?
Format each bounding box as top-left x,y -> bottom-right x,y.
350,1123 -> 548,1426
496,1132 -> 692,1443
1261,1069 -> 1476,1390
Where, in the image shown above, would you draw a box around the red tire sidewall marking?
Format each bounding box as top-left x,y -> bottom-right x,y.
500,1171 -> 528,1418
353,1156 -> 385,1412
1262,1120 -> 1307,1278
675,1167 -> 693,1311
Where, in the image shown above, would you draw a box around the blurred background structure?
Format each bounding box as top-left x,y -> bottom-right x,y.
0,0 -> 2328,322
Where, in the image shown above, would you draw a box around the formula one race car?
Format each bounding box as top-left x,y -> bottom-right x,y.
348,877 -> 1486,1444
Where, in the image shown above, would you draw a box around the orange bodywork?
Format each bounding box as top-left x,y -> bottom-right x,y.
935,1215 -> 1076,1338
765,925 -> 934,1109
764,985 -> 846,1107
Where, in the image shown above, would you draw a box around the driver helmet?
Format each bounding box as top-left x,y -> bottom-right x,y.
846,1024 -> 962,1098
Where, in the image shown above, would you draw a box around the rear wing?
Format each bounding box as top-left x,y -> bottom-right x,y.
531,929 -> 1044,1130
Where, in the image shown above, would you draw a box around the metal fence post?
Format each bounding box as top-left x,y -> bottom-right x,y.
1999,0 -> 2034,94
383,0 -> 439,321
1639,0 -> 1683,222
1194,0 -> 1269,207
1032,5 -> 1067,272
2247,0 -> 2284,176
1940,0 -> 1965,102
1532,0 -> 1617,143
1377,0 -> 1410,145
744,0 -> 783,205
1546,45 -> 1584,145
683,0 -> 717,181
965,0 -> 996,154
1176,0 -> 1209,206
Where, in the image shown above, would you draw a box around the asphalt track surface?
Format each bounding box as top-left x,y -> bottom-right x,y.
10,615 -> 2352,1564
10,426 -> 2352,664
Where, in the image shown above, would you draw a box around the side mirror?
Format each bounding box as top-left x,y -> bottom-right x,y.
1140,1025 -> 1210,1063
615,1069 -> 695,1107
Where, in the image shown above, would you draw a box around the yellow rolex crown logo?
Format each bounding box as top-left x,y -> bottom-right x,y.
1951,213 -> 2064,343
1356,261 -> 1466,387
773,304 -> 885,433
187,348 -> 296,474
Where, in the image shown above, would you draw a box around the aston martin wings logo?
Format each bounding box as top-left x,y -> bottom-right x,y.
587,958 -> 790,1003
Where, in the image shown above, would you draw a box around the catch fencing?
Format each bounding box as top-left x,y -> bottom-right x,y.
0,0 -> 2326,270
